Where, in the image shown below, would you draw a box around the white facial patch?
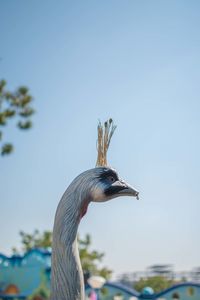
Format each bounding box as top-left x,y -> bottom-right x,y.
90,182 -> 106,202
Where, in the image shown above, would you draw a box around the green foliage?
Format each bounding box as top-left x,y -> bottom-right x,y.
12,230 -> 52,253
1,143 -> 13,155
78,233 -> 112,280
13,231 -> 112,280
100,287 -> 109,296
0,79 -> 34,155
134,276 -> 175,293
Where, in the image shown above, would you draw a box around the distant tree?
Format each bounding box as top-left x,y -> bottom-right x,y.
0,79 -> 34,155
12,231 -> 112,280
134,276 -> 175,293
117,273 -> 134,288
79,233 -> 112,280
12,230 -> 52,253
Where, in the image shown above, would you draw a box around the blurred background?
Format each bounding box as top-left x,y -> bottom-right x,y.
0,1 -> 200,299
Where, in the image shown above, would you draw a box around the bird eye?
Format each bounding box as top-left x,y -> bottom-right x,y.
108,176 -> 115,183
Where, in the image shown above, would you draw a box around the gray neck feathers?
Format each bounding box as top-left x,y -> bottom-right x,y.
51,173 -> 93,300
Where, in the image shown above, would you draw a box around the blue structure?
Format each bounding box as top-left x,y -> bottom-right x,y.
0,249 -> 200,299
86,282 -> 200,300
139,283 -> 200,300
0,249 -> 51,298
85,281 -> 140,299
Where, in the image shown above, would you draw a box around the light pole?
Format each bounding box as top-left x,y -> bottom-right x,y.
87,275 -> 106,300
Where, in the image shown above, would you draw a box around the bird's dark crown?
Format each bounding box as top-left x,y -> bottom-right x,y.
98,168 -> 119,182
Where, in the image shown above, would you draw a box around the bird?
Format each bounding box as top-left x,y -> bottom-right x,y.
50,166 -> 139,300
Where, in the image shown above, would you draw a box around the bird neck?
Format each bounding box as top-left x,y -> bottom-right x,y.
51,235 -> 84,300
51,185 -> 90,300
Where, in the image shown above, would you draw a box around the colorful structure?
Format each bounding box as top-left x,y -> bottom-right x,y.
0,249 -> 200,300
85,282 -> 200,300
0,249 -> 51,298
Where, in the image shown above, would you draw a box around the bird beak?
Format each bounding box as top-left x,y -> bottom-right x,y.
106,179 -> 139,200
115,180 -> 139,199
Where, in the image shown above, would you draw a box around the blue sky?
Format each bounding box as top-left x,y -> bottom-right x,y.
0,0 -> 200,277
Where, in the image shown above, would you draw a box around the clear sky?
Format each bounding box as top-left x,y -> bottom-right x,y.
0,0 -> 200,278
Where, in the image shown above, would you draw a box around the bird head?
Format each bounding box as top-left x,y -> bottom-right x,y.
68,167 -> 139,220
89,167 -> 139,202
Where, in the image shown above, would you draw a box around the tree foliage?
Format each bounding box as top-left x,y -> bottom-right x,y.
0,79 -> 34,155
79,233 -> 112,280
12,230 -> 112,280
12,230 -> 52,253
133,276 -> 175,293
